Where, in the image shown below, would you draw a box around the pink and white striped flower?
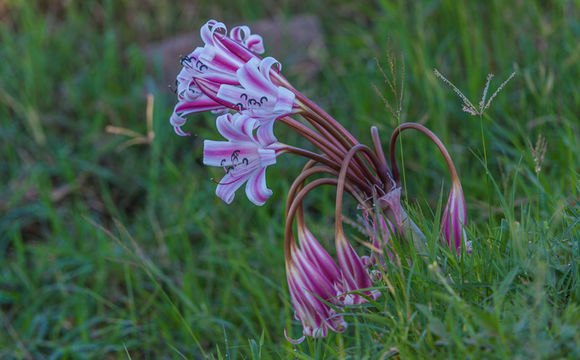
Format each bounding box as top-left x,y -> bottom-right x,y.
170,19 -> 266,135
286,261 -> 347,340
203,113 -> 282,206
441,180 -> 470,254
285,224 -> 348,342
217,57 -> 297,125
335,233 -> 381,305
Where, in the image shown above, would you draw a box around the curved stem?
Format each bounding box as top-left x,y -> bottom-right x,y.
335,145 -> 382,238
301,112 -> 381,185
282,146 -> 372,194
370,126 -> 394,189
279,116 -> 344,160
284,178 -> 362,260
282,146 -> 336,170
285,166 -> 340,215
280,117 -> 369,183
294,91 -> 359,147
300,112 -> 352,154
273,72 -> 379,182
389,122 -> 459,186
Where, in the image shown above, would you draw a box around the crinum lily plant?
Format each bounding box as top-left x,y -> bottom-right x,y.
170,19 -> 471,343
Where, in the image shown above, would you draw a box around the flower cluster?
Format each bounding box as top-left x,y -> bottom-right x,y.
170,20 -> 300,205
170,19 -> 470,342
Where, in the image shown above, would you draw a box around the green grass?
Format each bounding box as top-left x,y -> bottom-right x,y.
1,0 -> 579,358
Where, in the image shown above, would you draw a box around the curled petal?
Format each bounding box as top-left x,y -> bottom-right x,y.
259,57 -> 282,79
245,34 -> 265,54
256,120 -> 277,146
170,113 -> 190,136
229,26 -> 265,54
273,87 -> 296,115
237,58 -> 276,95
215,171 -> 246,204
203,113 -> 279,206
245,167 -> 272,206
215,113 -> 257,143
215,84 -> 250,110
200,19 -> 226,45
230,25 -> 250,41
199,45 -> 241,73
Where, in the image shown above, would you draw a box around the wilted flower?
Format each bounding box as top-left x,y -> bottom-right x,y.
360,206 -> 394,262
203,113 -> 282,205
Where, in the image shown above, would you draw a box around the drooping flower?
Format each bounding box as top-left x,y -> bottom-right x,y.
286,259 -> 348,340
203,112 -> 282,205
170,20 -> 266,135
441,180 -> 470,254
335,232 -> 381,305
297,224 -> 343,295
285,221 -> 348,342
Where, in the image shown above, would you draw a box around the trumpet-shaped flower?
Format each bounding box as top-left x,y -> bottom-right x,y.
441,181 -> 470,254
203,113 -> 282,205
171,19 -> 266,135
217,57 -> 297,125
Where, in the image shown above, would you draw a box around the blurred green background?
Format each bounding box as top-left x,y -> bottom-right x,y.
1,0 -> 579,358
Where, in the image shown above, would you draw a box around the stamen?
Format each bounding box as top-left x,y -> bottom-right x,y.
231,150 -> 240,162
180,54 -> 191,65
210,175 -> 242,186
284,328 -> 305,345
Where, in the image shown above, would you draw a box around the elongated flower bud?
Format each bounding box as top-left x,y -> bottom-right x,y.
441,180 -> 470,254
